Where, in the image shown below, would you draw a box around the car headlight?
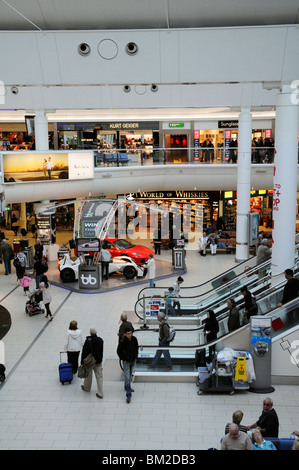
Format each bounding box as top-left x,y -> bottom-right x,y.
131,252 -> 142,256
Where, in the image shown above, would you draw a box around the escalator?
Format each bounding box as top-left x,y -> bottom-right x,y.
134,241 -> 299,326
131,273 -> 299,382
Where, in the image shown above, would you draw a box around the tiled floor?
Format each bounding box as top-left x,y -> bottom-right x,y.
0,230 -> 299,451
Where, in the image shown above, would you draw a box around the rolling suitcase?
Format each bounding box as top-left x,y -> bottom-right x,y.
59,352 -> 73,385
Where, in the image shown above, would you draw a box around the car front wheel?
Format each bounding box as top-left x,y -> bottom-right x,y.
123,266 -> 137,279
60,268 -> 76,283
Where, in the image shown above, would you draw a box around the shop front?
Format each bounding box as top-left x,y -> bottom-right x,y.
193,120 -> 275,163
57,121 -> 159,163
121,190 -> 221,241
162,122 -> 191,163
223,190 -> 273,232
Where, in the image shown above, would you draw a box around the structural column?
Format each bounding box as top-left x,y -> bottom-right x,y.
271,85 -> 299,277
34,110 -> 49,151
236,107 -> 252,261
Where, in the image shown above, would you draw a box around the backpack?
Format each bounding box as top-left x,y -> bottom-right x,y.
164,323 -> 176,343
40,260 -> 48,273
13,256 -> 21,268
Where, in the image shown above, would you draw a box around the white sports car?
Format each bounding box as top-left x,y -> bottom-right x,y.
58,253 -> 147,283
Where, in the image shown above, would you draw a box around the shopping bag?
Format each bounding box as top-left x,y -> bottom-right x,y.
272,316 -> 285,332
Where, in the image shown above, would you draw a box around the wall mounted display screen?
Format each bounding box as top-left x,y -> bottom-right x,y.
2,151 -> 94,183
76,238 -> 100,253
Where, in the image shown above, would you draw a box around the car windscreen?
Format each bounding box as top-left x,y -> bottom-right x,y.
113,239 -> 135,249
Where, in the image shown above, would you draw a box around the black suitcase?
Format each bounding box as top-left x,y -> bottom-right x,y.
58,352 -> 73,385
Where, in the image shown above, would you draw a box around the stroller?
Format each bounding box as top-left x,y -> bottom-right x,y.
0,364 -> 5,382
25,290 -> 44,317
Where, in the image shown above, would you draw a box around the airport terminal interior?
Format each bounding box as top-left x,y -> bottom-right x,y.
1,0 -> 299,453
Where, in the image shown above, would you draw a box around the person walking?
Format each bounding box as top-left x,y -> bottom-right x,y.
37,274 -> 53,321
117,327 -> 139,403
63,320 -> 84,374
32,255 -> 45,289
34,238 -> 43,260
146,253 -> 156,287
14,247 -> 27,281
20,274 -> 32,295
149,312 -> 173,371
81,328 -> 104,399
0,239 -> 14,275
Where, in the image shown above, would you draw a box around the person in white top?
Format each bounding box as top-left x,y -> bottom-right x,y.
146,254 -> 156,288
63,320 -> 84,374
198,232 -> 208,256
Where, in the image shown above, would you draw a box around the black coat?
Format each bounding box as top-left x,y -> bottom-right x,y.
228,307 -> 240,332
117,335 -> 139,362
81,335 -> 103,365
204,317 -> 219,341
281,278 -> 299,305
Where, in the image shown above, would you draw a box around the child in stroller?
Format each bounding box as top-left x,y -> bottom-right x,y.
25,290 -> 44,317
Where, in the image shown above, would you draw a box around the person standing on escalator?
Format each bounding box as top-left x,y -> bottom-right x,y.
278,269 -> 299,307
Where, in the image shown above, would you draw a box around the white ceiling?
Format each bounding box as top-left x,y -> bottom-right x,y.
0,0 -> 295,122
0,0 -> 299,31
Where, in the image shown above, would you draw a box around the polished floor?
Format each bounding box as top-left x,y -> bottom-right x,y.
0,230 -> 299,451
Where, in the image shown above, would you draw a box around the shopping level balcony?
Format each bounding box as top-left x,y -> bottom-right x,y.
93,146 -> 279,167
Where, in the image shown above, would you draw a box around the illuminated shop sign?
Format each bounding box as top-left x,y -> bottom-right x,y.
169,123 -> 184,128
125,190 -> 210,200
218,120 -> 238,129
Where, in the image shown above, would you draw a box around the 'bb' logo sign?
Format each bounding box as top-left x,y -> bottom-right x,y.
80,274 -> 97,285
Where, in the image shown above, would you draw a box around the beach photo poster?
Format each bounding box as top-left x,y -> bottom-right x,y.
3,152 -> 69,182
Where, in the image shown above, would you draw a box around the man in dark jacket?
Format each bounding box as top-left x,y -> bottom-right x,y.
227,298 -> 240,332
0,239 -> 14,275
81,328 -> 104,399
278,269 -> 299,307
117,328 -> 139,403
240,286 -> 258,321
247,397 -> 279,437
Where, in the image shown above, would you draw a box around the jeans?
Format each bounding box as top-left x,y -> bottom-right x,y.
123,360 -> 135,398
151,341 -> 172,369
4,259 -> 11,275
149,279 -> 155,288
35,273 -> 43,289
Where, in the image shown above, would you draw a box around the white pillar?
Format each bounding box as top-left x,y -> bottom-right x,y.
271,85 -> 299,277
34,110 -> 49,151
236,108 -> 252,261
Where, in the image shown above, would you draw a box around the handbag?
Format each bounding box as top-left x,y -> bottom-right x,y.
272,316 -> 285,332
83,353 -> 96,368
77,364 -> 89,378
82,338 -> 96,368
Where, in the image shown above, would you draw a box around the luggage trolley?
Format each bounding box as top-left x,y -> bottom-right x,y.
197,350 -> 251,395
